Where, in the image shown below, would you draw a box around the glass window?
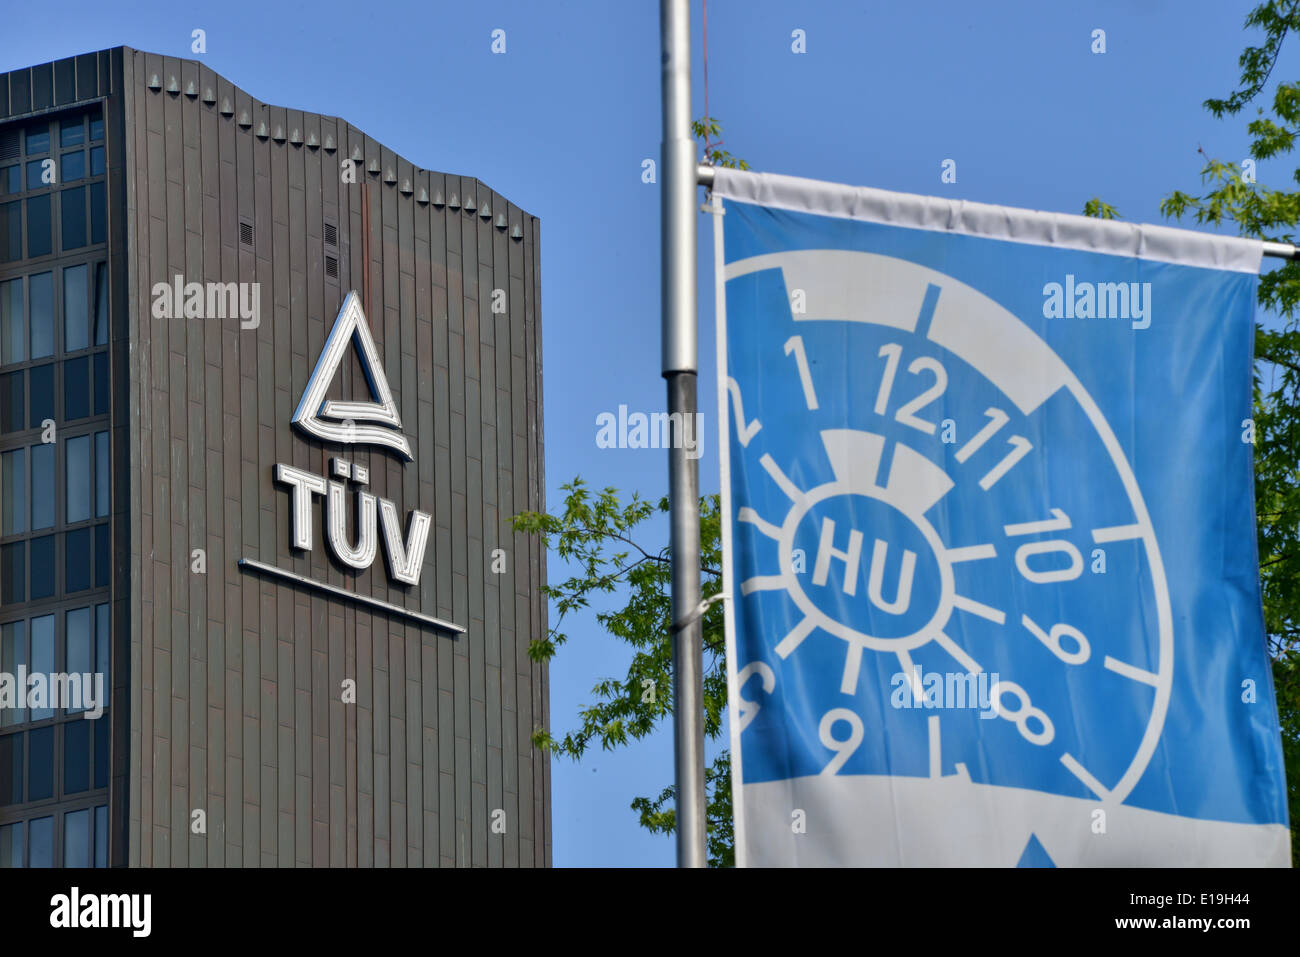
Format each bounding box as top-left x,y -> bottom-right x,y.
66,528 -> 90,593
93,712 -> 108,790
61,186 -> 85,251
0,371 -> 22,433
95,603 -> 109,691
25,127 -> 49,155
27,194 -> 51,258
89,147 -> 105,177
89,117 -> 104,143
31,443 -> 53,530
64,809 -> 90,866
93,353 -> 108,415
0,732 -> 20,804
1,621 -> 26,727
92,263 -> 108,346
66,606 -> 92,696
0,166 -> 19,195
94,805 -> 107,866
64,356 -> 89,420
94,526 -> 108,588
28,726 -> 53,799
29,272 -> 53,358
64,263 -> 89,352
60,119 -> 84,149
64,722 -> 89,795
28,816 -> 52,868
26,159 -> 50,191
1,447 -> 26,534
0,820 -> 21,868
30,616 -> 54,721
67,434 -> 91,522
89,182 -> 105,245
61,151 -> 84,183
28,363 -> 53,429
95,431 -> 109,516
0,277 -> 22,364
0,200 -> 19,262
0,542 -> 24,604
29,536 -> 54,601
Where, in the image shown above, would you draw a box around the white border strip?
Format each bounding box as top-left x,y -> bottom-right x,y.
711,196 -> 749,868
711,167 -> 1263,274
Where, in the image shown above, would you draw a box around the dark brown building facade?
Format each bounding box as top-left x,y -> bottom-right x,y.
0,47 -> 551,867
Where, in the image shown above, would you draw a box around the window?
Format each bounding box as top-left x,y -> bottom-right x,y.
31,443 -> 53,529
25,160 -> 47,192
0,110 -> 111,870
89,183 -> 105,246
0,372 -> 21,432
62,807 -> 88,865
94,431 -> 108,516
30,536 -> 54,601
25,128 -> 49,156
64,356 -> 88,420
28,816 -> 52,868
0,821 -> 21,867
29,272 -> 52,358
60,187 -> 85,252
29,363 -> 53,428
1,447 -> 24,535
64,264 -> 88,352
0,543 -> 23,605
0,201 -> 18,262
59,119 -> 83,150
26,195 -> 51,258
0,278 -> 22,365
92,263 -> 108,347
60,152 -> 84,184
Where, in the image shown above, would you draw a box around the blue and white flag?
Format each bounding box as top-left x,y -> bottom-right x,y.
712,167 -> 1291,867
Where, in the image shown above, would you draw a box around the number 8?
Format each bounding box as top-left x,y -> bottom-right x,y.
990,680 -> 1055,745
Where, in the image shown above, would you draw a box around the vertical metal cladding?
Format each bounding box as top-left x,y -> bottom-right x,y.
2,46 -> 551,866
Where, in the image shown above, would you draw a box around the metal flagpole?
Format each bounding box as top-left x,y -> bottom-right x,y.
661,0 -> 707,868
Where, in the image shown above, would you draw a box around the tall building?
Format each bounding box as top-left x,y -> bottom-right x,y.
0,47 -> 550,867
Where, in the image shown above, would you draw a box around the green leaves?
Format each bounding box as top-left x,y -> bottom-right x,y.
692,115 -> 751,171
511,478 -> 733,861
1162,0 -> 1300,863
1082,197 -> 1121,220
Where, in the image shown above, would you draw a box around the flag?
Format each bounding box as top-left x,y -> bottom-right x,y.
712,167 -> 1291,866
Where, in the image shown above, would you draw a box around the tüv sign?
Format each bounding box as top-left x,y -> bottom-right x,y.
239,292 -> 460,634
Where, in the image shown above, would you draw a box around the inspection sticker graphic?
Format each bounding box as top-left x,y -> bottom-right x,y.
711,167 -> 1291,867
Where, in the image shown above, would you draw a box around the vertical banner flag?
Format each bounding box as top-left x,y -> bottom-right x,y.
713,168 -> 1291,866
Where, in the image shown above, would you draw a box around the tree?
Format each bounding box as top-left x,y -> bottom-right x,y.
1085,0 -> 1299,861
507,119 -> 742,867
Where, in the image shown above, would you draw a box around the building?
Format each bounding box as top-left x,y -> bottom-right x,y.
0,47 -> 551,866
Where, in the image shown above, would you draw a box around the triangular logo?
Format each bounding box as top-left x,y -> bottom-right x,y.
291,291 -> 413,460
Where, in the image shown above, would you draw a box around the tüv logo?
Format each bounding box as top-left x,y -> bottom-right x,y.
1042,274 -> 1152,330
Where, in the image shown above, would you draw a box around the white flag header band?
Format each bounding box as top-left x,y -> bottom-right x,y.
710,167 -> 1264,274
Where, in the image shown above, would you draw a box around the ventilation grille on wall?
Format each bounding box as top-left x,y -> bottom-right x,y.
0,130 -> 19,163
239,219 -> 254,248
324,219 -> 339,281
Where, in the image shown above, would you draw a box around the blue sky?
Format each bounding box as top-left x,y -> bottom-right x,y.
0,0 -> 1284,866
